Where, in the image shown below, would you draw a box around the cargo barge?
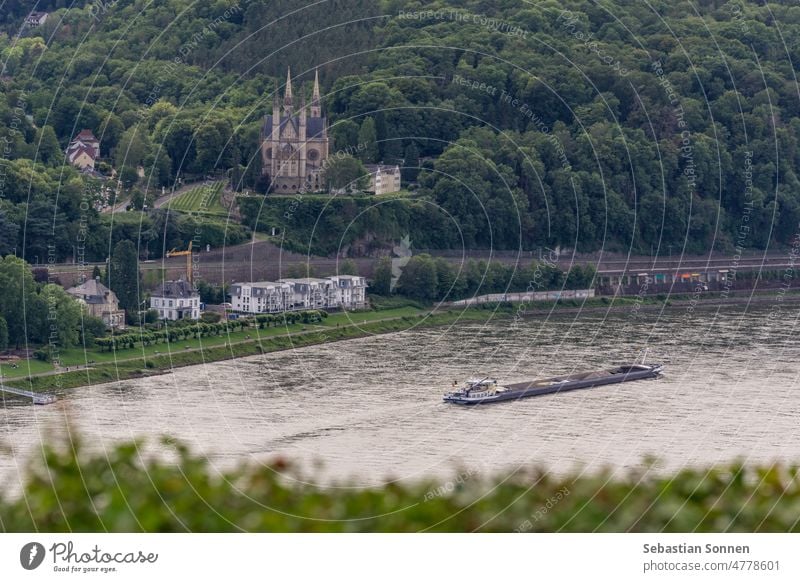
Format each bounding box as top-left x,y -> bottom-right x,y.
443,363 -> 663,405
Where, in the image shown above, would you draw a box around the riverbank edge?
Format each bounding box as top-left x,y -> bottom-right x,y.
8,291 -> 799,393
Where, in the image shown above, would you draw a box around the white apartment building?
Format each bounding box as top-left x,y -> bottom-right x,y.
228,281 -> 292,314
150,280 -> 201,320
278,278 -> 334,310
328,275 -> 367,309
228,276 -> 368,314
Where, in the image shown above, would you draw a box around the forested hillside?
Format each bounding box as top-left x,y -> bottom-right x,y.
1,0 -> 799,259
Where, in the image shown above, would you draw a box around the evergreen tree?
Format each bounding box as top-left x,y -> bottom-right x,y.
402,142 -> 420,183
382,129 -> 404,166
0,315 -> 8,351
330,120 -> 360,152
324,155 -> 368,191
0,210 -> 19,256
36,125 -> 62,167
108,240 -> 140,316
0,256 -> 37,347
38,284 -> 82,349
357,118 -> 379,164
397,254 -> 437,302
371,257 -> 392,295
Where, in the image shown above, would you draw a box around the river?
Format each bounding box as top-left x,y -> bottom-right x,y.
2,303 -> 799,490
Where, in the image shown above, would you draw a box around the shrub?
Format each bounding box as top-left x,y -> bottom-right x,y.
4,437 -> 800,533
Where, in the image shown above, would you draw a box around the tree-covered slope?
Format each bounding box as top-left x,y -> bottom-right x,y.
1,0 -> 799,259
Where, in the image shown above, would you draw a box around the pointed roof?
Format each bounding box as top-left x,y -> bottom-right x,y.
67,143 -> 98,162
284,67 -> 293,105
153,279 -> 198,299
312,68 -> 321,105
75,129 -> 98,142
67,278 -> 118,304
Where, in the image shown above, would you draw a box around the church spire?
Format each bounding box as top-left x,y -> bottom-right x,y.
283,67 -> 294,114
311,68 -> 321,117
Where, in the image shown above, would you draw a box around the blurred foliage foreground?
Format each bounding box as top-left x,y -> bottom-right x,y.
1,438 -> 798,532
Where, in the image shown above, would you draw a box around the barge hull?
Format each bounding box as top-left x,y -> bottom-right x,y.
445,367 -> 659,405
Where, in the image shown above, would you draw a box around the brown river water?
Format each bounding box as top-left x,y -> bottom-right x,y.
2,303 -> 799,490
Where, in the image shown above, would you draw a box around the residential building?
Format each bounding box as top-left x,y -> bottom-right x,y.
150,280 -> 200,320
67,129 -> 100,171
228,276 -> 368,314
262,68 -> 329,192
66,277 -> 126,329
279,278 -> 333,310
25,12 -> 48,26
328,275 -> 367,309
229,281 -> 291,314
365,164 -> 401,195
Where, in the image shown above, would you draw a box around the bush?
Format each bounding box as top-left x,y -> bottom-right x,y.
201,312 -> 221,323
4,437 -> 800,533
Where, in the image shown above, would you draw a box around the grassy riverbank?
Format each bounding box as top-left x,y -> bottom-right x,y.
3,306 -> 489,392
5,290 -> 797,392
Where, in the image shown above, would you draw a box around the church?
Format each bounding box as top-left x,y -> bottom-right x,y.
261,68 -> 330,192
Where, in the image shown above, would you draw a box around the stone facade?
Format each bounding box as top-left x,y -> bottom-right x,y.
261,68 -> 329,193
66,278 -> 126,329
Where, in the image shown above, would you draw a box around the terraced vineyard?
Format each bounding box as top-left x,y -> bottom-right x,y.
168,181 -> 228,215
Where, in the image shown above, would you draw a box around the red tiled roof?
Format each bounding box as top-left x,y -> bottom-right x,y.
75,129 -> 98,141
68,143 -> 97,163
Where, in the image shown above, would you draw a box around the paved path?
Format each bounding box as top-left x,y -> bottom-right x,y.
100,192 -> 129,214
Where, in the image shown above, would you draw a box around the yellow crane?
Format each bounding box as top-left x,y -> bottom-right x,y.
166,241 -> 193,284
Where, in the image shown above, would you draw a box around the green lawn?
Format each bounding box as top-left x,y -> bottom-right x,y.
0,359 -> 54,379
321,307 -> 421,325
375,188 -> 418,199
58,325 -> 295,366
168,181 -> 227,215
55,307 -> 424,367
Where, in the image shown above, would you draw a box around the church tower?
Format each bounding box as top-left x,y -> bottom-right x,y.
311,69 -> 322,118
261,67 -> 329,193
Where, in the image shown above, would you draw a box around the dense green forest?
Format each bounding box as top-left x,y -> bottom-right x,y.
1,0 -> 799,261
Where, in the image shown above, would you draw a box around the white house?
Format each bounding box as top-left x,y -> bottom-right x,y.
229,281 -> 291,314
67,129 -> 100,171
328,275 -> 367,309
150,280 -> 200,320
365,164 -> 401,195
25,12 -> 48,27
